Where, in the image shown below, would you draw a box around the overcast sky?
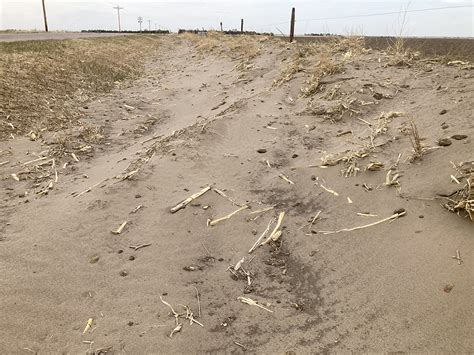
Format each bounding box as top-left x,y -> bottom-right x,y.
1,0 -> 473,37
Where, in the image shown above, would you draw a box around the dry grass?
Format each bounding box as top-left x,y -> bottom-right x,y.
183,31 -> 263,61
183,32 -> 266,84
371,111 -> 405,137
327,35 -> 365,56
301,97 -> 359,121
444,163 -> 474,221
407,118 -> 425,161
274,36 -> 363,93
386,37 -> 419,67
273,56 -> 306,87
321,144 -> 372,177
300,50 -> 343,97
0,36 -> 160,140
78,124 -> 105,144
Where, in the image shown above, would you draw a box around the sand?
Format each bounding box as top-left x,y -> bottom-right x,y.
0,35 -> 473,353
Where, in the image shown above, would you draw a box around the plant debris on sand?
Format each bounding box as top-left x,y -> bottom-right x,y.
0,33 -> 473,354
443,162 -> 474,221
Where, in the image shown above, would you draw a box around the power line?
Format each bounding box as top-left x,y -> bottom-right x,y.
301,4 -> 473,23
262,4 -> 473,28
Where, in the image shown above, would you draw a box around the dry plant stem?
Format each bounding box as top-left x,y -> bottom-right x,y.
279,173 -> 295,185
249,217 -> 275,253
384,170 -> 400,186
131,205 -> 143,213
74,178 -> 108,197
237,296 -> 273,313
297,211 -> 320,231
120,169 -> 139,181
452,250 -> 463,265
357,212 -> 378,217
451,175 -> 461,184
178,304 -> 204,327
169,323 -> 182,338
269,230 -> 282,242
234,342 -> 247,350
408,119 -> 424,160
319,184 -> 339,196
170,185 -> 211,213
249,205 -> 275,215
208,205 -> 248,226
0,160 -> 10,167
21,156 -> 48,166
261,212 -> 285,245
234,256 -> 245,271
141,134 -> 163,144
318,211 -> 406,234
309,210 -> 322,230
160,296 -> 179,318
111,221 -> 127,235
193,286 -> 201,318
83,318 -> 93,334
213,188 -> 244,207
129,243 -> 151,251
160,296 -> 182,337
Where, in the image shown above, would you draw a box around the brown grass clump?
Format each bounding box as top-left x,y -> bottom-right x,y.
274,43 -> 344,89
327,35 -> 365,56
407,119 -> 425,161
301,97 -> 359,121
273,56 -> 306,87
0,36 -> 160,140
183,32 -> 262,61
300,50 -> 343,97
386,37 -> 419,67
78,124 -> 105,144
274,36 -> 362,93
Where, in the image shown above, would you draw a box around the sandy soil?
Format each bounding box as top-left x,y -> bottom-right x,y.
0,35 -> 473,354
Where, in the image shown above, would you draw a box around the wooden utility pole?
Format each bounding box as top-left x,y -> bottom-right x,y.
41,0 -> 48,32
137,16 -> 143,32
113,5 -> 124,32
289,7 -> 295,42
241,19 -> 244,33
220,22 -> 223,31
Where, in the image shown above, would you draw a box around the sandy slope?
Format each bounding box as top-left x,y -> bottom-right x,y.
0,36 -> 473,353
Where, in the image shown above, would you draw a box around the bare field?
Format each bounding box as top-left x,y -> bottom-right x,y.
0,34 -> 473,353
296,36 -> 474,61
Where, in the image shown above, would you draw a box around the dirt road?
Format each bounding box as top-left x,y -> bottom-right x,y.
0,35 -> 473,353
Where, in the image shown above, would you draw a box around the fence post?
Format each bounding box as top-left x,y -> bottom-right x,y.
289,7 -> 295,43
241,19 -> 244,33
